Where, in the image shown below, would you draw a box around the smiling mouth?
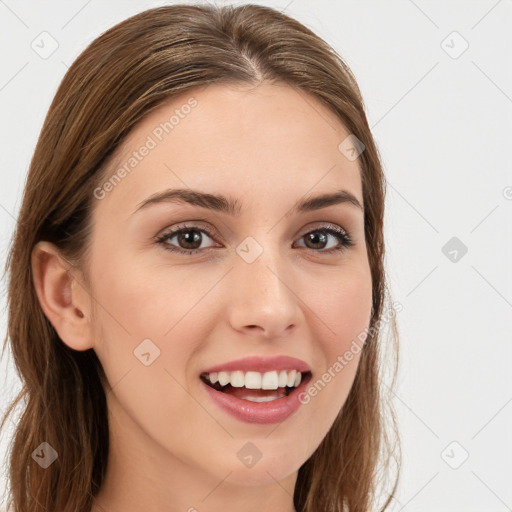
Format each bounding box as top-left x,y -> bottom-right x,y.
200,370 -> 312,402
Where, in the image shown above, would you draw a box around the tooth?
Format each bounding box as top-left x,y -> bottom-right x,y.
230,371 -> 245,387
209,369 -> 305,389
286,369 -> 297,387
245,395 -> 285,403
244,371 -> 262,389
262,371 -> 279,390
218,371 -> 230,386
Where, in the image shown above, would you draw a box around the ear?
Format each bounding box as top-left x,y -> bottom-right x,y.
31,241 -> 93,351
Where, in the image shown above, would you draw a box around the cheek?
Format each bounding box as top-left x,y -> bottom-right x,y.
87,257 -> 212,451
332,271 -> 372,346
301,263 -> 372,429
314,260 -> 373,351
88,247 -> 223,391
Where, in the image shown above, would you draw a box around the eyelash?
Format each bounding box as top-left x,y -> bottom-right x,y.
154,223 -> 354,256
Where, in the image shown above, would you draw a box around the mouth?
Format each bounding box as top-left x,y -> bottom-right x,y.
200,369 -> 313,403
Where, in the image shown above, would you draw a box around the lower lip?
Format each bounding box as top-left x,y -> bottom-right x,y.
200,374 -> 311,425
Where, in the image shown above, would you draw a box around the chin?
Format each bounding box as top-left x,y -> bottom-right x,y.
206,443 -> 305,487
222,462 -> 298,487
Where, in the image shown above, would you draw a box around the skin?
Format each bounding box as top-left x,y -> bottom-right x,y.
32,82 -> 373,512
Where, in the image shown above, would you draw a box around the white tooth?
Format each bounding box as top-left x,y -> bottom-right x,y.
294,371 -> 302,387
209,372 -> 218,384
244,371 -> 262,389
245,395 -> 285,403
262,371 -> 279,390
286,369 -> 297,387
230,371 -> 245,387
278,370 -> 288,388
218,371 -> 230,386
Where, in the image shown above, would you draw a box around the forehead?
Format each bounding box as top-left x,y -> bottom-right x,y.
96,82 -> 363,216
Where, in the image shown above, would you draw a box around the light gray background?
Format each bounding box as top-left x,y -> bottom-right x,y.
1,1 -> 511,510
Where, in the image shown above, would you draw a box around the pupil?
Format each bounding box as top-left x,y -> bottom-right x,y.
180,230 -> 201,249
307,232 -> 326,249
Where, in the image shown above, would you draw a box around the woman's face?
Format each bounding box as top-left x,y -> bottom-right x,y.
86,82 -> 372,495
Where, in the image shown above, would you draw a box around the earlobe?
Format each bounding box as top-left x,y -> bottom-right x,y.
31,241 -> 92,351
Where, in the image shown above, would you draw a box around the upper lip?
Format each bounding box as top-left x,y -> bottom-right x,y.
201,355 -> 311,375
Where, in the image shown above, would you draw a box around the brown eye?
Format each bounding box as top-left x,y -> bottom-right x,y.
295,227 -> 353,253
156,225 -> 217,255
174,229 -> 203,250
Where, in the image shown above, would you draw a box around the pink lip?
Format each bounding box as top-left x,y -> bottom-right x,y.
200,372 -> 312,424
201,355 -> 311,374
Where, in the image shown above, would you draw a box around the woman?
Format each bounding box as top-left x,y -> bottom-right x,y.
1,4 -> 399,511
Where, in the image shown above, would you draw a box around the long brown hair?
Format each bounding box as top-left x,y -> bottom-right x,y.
1,4 -> 400,511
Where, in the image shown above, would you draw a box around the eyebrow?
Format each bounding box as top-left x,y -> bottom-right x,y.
133,188 -> 363,216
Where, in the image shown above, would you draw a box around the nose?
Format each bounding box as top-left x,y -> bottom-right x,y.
227,245 -> 301,339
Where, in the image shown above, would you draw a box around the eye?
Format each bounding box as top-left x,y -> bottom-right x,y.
155,223 -> 354,255
155,224 -> 217,255
294,225 -> 354,253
